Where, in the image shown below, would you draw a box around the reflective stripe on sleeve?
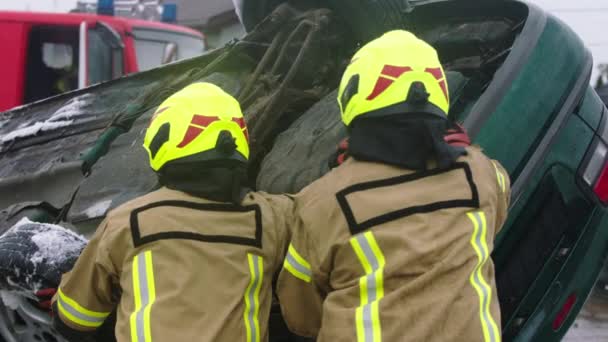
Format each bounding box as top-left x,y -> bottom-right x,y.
56,288 -> 110,328
492,162 -> 506,193
467,211 -> 501,342
350,231 -> 386,342
283,244 -> 312,283
244,254 -> 263,342
130,251 -> 156,342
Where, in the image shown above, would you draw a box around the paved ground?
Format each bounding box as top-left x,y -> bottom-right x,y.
563,289 -> 608,341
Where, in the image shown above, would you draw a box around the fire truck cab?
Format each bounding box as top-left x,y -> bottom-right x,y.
0,8 -> 205,112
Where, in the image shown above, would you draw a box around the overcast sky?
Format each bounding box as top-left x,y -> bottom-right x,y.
1,0 -> 607,81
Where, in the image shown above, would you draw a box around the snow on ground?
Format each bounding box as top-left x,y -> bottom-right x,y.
0,93 -> 93,143
83,200 -> 113,219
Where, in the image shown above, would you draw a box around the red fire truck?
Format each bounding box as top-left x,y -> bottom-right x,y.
0,10 -> 205,112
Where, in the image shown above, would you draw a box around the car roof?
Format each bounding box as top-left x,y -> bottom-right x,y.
0,11 -> 203,37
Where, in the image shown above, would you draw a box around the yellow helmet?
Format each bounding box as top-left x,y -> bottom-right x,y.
143,82 -> 250,172
338,30 -> 449,126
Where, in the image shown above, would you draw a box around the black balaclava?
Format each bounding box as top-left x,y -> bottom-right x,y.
157,131 -> 250,204
347,80 -> 466,171
348,113 -> 466,171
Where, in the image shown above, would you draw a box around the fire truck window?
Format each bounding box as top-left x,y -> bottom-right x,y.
88,30 -> 111,84
24,26 -> 79,103
133,28 -> 205,72
133,39 -> 166,71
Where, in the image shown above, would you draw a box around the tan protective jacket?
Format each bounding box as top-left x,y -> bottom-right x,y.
52,187 -> 292,342
277,146 -> 510,342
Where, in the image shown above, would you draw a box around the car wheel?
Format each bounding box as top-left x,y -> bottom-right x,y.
0,294 -> 65,342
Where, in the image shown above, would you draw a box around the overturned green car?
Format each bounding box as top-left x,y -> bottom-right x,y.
0,0 -> 606,341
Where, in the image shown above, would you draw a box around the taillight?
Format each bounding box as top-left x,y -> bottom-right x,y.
580,137 -> 608,205
582,138 -> 608,204
594,161 -> 608,203
552,293 -> 577,331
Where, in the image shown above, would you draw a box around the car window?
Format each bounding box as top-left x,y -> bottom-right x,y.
133,28 -> 205,71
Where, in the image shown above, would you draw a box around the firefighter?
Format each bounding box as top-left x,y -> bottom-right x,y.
277,30 -> 510,342
49,82 -> 293,341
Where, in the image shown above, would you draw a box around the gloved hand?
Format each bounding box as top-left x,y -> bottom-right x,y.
35,288 -> 57,313
329,138 -> 350,168
444,123 -> 471,147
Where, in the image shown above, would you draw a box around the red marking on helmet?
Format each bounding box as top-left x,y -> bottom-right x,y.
177,114 -> 220,148
177,115 -> 249,148
191,115 -> 221,128
366,65 -> 449,102
366,65 -> 413,100
367,77 -> 396,101
382,65 -> 413,78
177,126 -> 204,148
423,67 -> 443,80
424,67 -> 449,101
148,106 -> 170,127
231,117 -> 249,141
154,106 -> 170,116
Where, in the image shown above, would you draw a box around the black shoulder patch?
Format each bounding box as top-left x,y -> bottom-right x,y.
336,162 -> 480,235
129,200 -> 262,248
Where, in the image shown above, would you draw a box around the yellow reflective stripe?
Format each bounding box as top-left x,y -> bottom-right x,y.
371,302 -> 381,342
283,244 -> 312,282
350,231 -> 386,342
130,254 -> 141,342
244,254 -> 263,342
144,251 -> 155,342
492,162 -> 506,193
130,251 -> 156,342
288,244 -> 311,269
57,288 -> 110,318
467,212 -> 501,342
355,306 -> 365,342
56,288 -> 110,328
